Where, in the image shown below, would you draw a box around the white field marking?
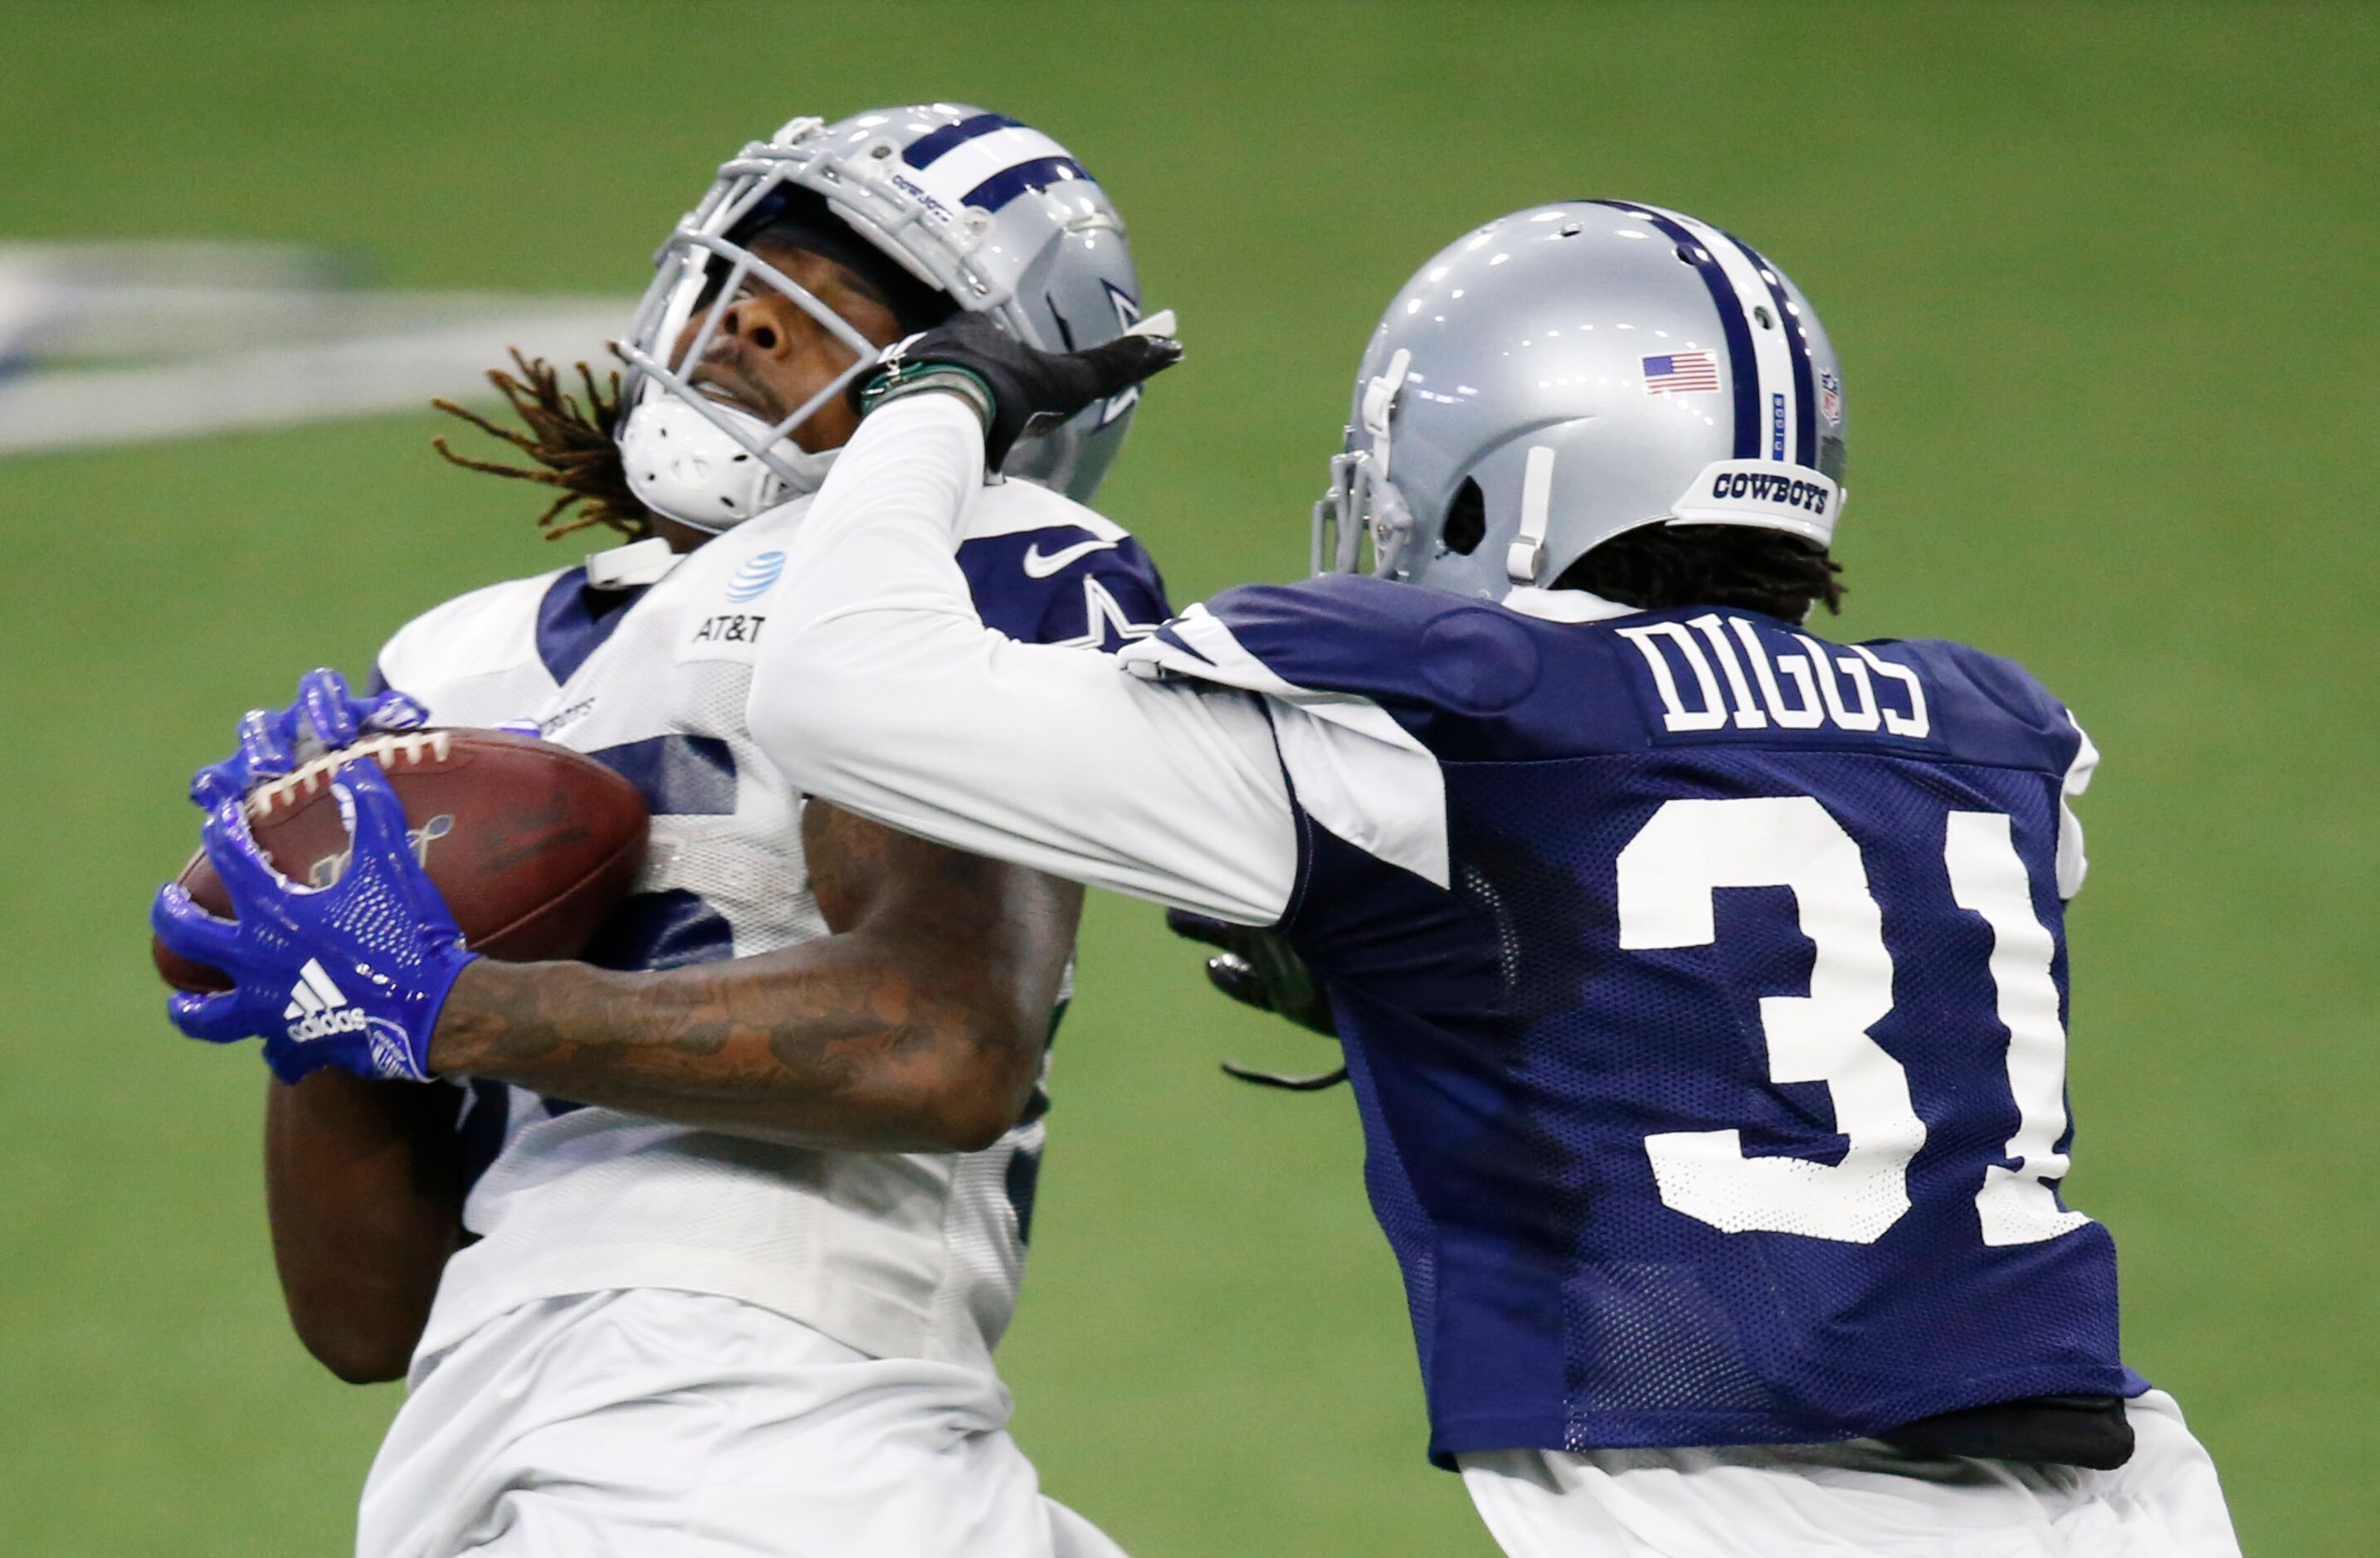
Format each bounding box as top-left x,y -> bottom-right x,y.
0,242 -> 629,455
248,731 -> 453,817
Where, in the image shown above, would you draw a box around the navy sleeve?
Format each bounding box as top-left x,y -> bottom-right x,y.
1200,575 -> 1514,704
956,528 -> 1172,652
1887,638 -> 2085,776
1196,577 -> 1673,762
1202,574 -> 1563,734
1033,538 -> 1170,650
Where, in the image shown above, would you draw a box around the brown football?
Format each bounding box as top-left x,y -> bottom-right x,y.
154,728 -> 650,993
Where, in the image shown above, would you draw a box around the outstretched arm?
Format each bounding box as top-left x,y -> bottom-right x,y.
154,329 -> 1296,1127
426,799 -> 1080,1153
751,392 -> 1300,923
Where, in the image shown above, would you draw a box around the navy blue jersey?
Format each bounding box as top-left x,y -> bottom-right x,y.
1197,573 -> 2139,1463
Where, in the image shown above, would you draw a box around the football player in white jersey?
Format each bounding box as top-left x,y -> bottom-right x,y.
163,201 -> 2243,1556
165,108 -> 1170,1558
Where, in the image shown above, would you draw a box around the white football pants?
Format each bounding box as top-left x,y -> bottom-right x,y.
1459,1390 -> 2239,1558
356,1288 -> 1125,1558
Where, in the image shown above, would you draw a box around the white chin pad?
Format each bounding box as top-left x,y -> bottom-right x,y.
617,397 -> 806,531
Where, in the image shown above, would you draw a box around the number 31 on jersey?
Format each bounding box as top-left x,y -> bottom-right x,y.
1617,796 -> 2094,1248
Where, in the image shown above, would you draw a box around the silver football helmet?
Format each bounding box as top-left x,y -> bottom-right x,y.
617,105 -> 1148,532
1315,201 -> 1847,601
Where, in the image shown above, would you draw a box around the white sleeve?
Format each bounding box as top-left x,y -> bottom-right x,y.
748,393 -> 1300,924
374,571 -> 558,728
2056,712 -> 2097,900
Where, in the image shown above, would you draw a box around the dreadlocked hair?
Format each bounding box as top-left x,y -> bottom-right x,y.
432,348 -> 651,543
1555,523 -> 1846,622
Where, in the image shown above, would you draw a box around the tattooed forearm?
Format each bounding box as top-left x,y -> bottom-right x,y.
425,803 -> 1082,1153
428,952 -> 961,1150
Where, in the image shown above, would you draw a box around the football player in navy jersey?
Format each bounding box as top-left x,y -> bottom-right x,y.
158,109 -> 1168,1558
739,206 -> 2245,1556
163,199 -> 2245,1556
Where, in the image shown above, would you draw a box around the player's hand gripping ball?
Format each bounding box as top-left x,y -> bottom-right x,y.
154,715 -> 648,1083
154,725 -> 647,995
154,760 -> 481,1083
188,666 -> 427,811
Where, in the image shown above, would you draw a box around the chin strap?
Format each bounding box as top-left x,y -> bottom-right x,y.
1505,444 -> 1558,586
584,536 -> 680,589
1358,349 -> 1417,569
1361,348 -> 1412,480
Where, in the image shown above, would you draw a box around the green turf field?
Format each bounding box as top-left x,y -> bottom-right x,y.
2,2 -> 2373,1551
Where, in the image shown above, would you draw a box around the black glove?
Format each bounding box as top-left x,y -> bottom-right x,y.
855,311 -> 1182,470
1166,908 -> 1346,1092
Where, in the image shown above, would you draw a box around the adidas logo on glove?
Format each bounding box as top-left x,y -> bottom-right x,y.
284,958 -> 368,1043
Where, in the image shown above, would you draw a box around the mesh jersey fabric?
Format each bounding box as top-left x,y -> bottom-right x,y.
1190,574 -> 2139,1463
373,485 -> 1167,1374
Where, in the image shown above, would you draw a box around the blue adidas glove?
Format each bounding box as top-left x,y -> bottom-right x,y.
190,667 -> 427,809
152,757 -> 477,1083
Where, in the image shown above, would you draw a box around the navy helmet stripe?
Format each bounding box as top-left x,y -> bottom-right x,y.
1729,232 -> 1817,468
962,156 -> 1091,212
902,111 -> 1021,169
1597,200 -> 1760,460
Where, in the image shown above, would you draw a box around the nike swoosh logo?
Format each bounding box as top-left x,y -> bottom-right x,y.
1022,538 -> 1120,578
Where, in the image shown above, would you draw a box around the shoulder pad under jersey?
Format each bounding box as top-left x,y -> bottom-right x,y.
1129,577 -> 2091,774
1119,573 -> 1596,751
374,568 -> 571,706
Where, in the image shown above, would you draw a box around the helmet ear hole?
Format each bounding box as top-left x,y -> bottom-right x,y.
1441,478 -> 1487,556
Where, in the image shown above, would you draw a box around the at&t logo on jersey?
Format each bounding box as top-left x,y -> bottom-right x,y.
681,548 -> 782,660
724,550 -> 787,603
690,613 -> 766,645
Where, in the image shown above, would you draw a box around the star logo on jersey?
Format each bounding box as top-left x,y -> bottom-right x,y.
1022,537 -> 1121,578
1056,577 -> 1159,651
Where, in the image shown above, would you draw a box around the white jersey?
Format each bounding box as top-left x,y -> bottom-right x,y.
377,478 -> 1169,1374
